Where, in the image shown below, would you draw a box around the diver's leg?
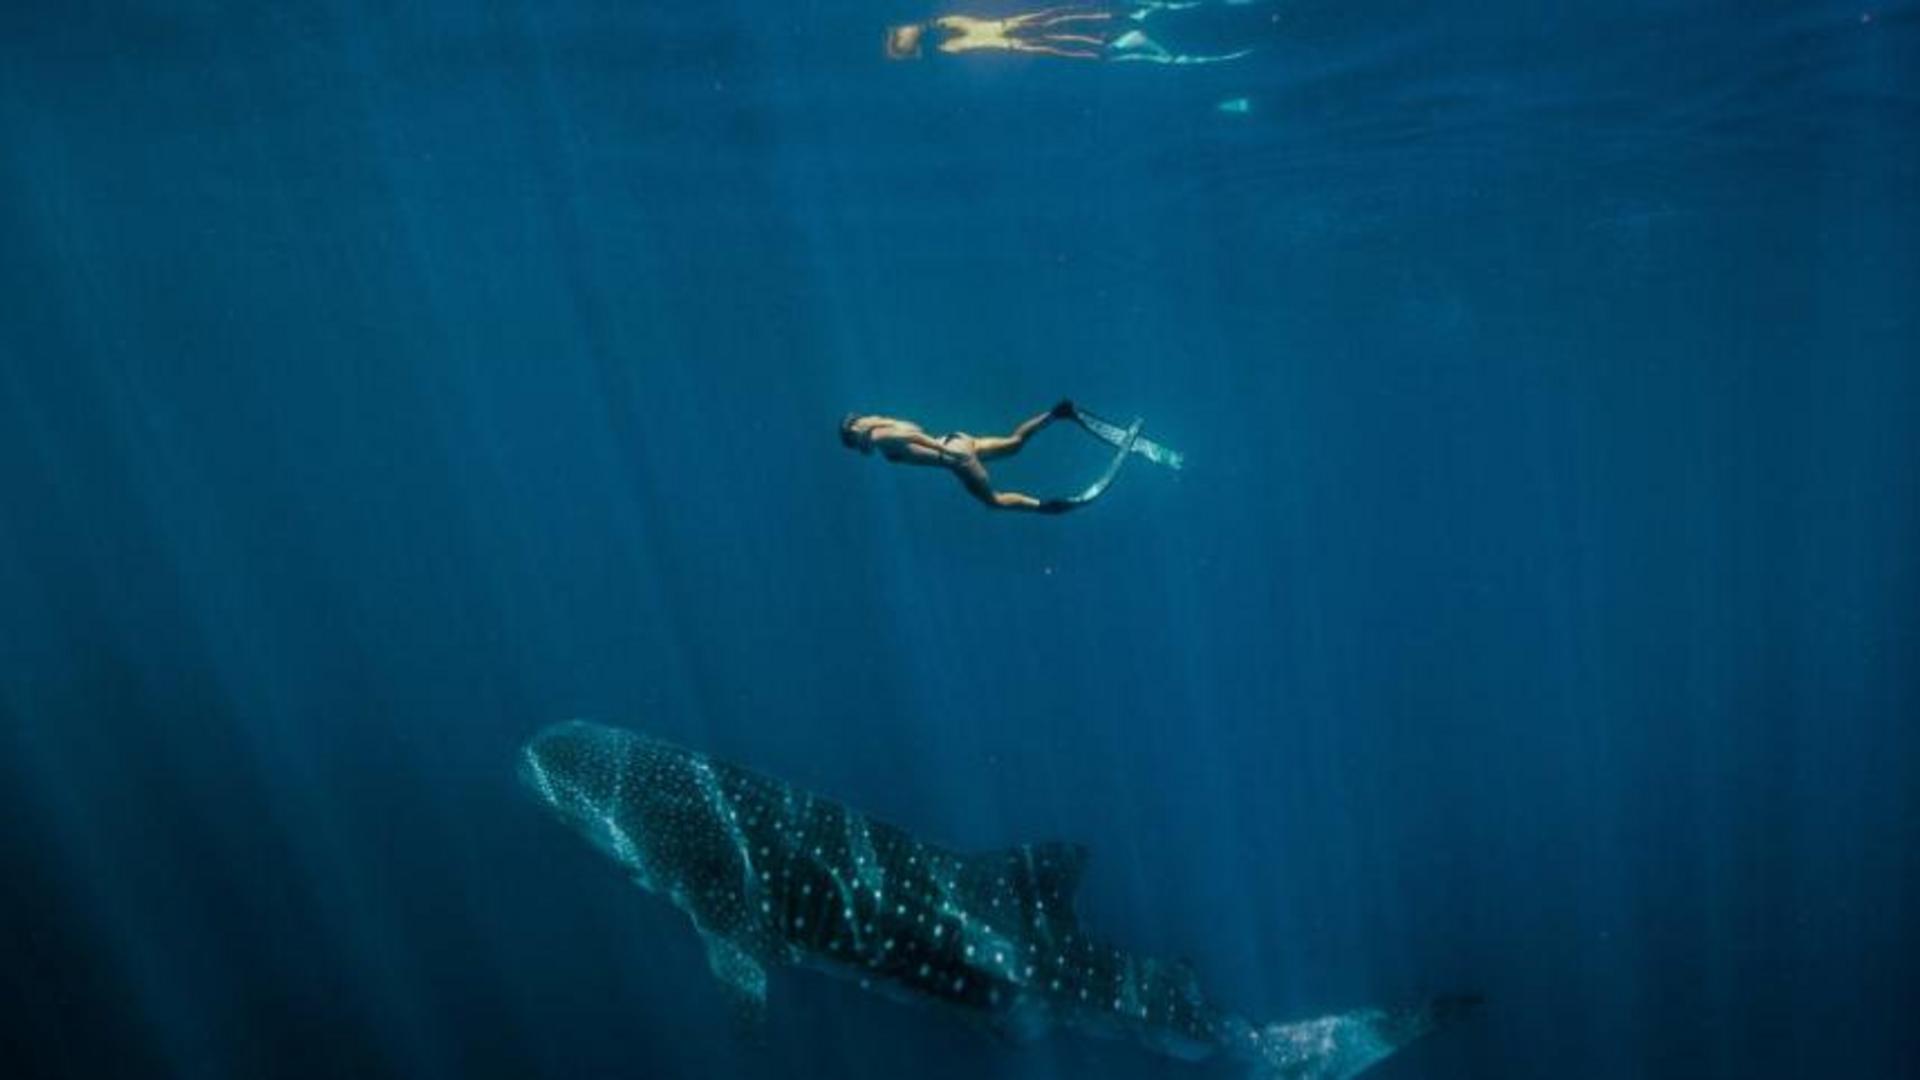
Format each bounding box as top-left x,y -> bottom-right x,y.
956,459 -> 1044,511
974,400 -> 1076,461
972,412 -> 1050,461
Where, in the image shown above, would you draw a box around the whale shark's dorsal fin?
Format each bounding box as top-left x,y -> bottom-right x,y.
960,842 -> 1090,923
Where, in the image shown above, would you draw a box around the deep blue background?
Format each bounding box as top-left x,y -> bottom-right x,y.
3,2 -> 1916,1077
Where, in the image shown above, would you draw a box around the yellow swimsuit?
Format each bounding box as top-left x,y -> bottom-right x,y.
930,12 -> 1112,59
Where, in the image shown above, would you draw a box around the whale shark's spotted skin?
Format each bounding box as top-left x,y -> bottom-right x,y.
521,721 -> 1469,1078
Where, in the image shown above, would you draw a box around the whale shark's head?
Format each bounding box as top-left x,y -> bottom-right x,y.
519,720 -> 700,888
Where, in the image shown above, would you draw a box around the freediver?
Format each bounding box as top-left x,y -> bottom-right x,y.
885,2 -> 1255,64
840,400 -> 1128,514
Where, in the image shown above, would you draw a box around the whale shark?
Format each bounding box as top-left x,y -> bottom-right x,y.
519,721 -> 1474,1079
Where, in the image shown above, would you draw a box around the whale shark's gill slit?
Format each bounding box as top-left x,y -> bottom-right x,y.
598,743 -> 642,869
523,748 -> 557,806
692,756 -> 761,917
1018,845 -> 1059,953
821,864 -> 865,954
1118,954 -> 1148,1021
845,816 -> 885,895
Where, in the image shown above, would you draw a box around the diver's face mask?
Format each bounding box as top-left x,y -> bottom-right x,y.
841,416 -> 874,454
885,23 -> 927,60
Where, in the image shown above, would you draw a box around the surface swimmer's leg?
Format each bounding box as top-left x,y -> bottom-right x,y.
1034,10 -> 1112,28
1108,26 -> 1250,64
1127,0 -> 1203,21
1108,29 -> 1170,60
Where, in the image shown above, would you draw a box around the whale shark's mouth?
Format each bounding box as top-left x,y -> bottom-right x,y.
520,732 -> 654,881
518,745 -> 559,807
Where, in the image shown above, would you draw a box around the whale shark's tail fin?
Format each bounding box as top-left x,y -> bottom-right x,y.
1244,995 -> 1479,1080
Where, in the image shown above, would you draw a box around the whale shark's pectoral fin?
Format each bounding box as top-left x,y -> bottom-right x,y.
1247,995 -> 1481,1079
700,930 -> 769,1031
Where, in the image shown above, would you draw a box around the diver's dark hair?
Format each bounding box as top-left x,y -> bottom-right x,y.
839,413 -> 861,448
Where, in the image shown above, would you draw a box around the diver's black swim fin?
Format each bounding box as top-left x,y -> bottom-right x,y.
1075,407 -> 1183,471
1060,417 -> 1143,509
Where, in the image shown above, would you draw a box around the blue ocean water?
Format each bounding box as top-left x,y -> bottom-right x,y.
2,2 -> 1916,1077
